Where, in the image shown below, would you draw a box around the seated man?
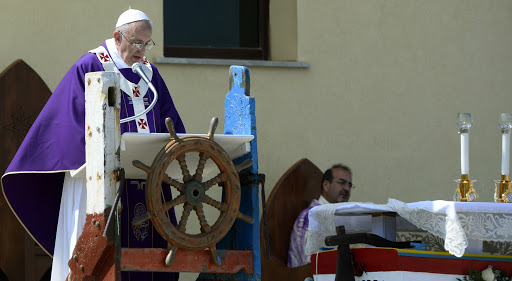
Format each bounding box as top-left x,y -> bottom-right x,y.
287,163 -> 353,267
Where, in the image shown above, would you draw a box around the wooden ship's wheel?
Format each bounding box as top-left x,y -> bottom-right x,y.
132,117 -> 254,267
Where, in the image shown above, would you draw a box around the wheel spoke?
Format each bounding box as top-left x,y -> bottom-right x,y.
165,117 -> 179,141
177,154 -> 192,182
193,152 -> 210,182
203,195 -> 227,212
132,211 -> 153,226
178,203 -> 193,232
204,172 -> 226,191
194,204 -> 212,233
237,211 -> 254,224
209,245 -> 221,266
162,194 -> 186,213
132,160 -> 152,174
207,117 -> 218,141
163,176 -> 184,192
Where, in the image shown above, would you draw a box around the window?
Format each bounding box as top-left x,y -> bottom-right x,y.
163,0 -> 269,60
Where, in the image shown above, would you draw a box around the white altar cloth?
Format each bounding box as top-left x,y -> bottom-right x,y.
305,199 -> 512,258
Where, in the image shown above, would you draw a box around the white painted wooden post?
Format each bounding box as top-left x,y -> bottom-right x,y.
85,71 -> 121,214
68,71 -> 121,281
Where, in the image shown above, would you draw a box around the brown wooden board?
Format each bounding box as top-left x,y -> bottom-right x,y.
0,59 -> 52,281
260,158 -> 322,281
121,248 -> 253,274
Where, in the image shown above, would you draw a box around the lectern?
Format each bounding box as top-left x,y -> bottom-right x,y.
68,66 -> 261,281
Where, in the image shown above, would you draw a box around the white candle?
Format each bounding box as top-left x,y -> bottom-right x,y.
502,133 -> 510,175
461,132 -> 469,174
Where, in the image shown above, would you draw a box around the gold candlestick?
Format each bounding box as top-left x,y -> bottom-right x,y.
454,113 -> 477,202
494,174 -> 512,203
454,174 -> 478,202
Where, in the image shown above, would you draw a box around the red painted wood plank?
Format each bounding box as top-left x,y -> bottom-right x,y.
69,211 -> 118,281
121,248 -> 254,274
312,248 -> 512,275
312,248 -> 400,274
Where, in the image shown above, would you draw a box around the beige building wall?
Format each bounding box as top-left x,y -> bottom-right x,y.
3,0 -> 512,201
2,1 -> 512,276
293,0 -> 512,203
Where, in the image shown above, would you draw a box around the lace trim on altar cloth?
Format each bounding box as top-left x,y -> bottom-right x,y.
305,203 -> 338,256
387,198 -> 512,257
304,202 -> 384,256
387,198 -> 467,257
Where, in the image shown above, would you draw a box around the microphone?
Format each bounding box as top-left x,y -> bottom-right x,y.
120,61 -> 159,124
131,62 -> 151,85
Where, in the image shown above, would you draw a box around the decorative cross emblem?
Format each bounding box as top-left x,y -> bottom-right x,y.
99,52 -> 110,62
138,119 -> 148,129
130,181 -> 146,191
133,85 -> 140,97
143,60 -> 149,65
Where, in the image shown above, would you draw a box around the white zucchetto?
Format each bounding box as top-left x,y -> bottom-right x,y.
116,9 -> 150,28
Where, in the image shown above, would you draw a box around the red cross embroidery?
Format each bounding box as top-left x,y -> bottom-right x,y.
138,119 -> 148,129
99,53 -> 110,62
133,86 -> 140,97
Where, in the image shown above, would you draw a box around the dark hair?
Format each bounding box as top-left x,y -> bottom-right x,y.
320,164 -> 352,191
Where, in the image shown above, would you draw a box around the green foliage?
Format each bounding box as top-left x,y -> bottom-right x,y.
457,269 -> 485,281
457,266 -> 511,281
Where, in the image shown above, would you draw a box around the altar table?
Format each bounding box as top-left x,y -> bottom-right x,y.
305,199 -> 512,258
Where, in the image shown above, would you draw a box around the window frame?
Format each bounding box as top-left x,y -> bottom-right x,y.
163,0 -> 269,60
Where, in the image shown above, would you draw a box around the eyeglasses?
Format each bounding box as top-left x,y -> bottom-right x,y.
330,178 -> 354,188
119,31 -> 155,50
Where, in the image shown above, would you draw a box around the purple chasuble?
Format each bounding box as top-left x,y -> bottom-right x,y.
1,41 -> 184,279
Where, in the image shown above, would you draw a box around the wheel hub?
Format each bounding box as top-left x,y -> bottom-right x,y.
185,180 -> 206,205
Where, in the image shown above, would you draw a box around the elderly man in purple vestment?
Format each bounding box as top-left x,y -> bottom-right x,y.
1,9 -> 184,281
287,164 -> 354,268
